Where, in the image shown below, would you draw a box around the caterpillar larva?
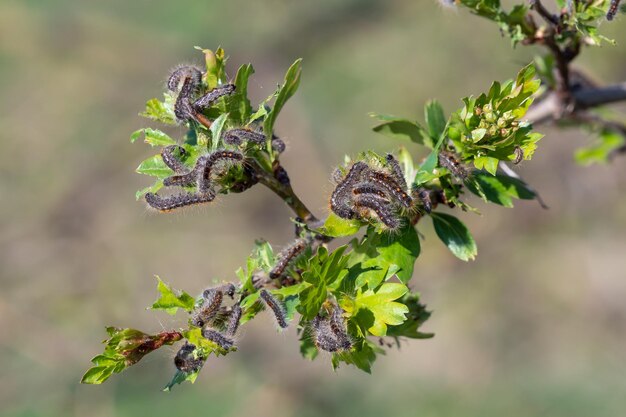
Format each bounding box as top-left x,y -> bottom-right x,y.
226,305 -> 242,337
145,191 -> 216,212
351,182 -> 389,200
259,289 -> 288,329
174,342 -> 204,373
415,187 -> 433,214
330,161 -> 369,219
201,328 -> 235,350
328,306 -> 352,351
353,193 -> 401,230
438,151 -> 469,179
167,65 -> 202,92
367,170 -> 413,208
385,154 -> 408,191
197,150 -> 245,194
311,315 -> 341,353
174,76 -> 198,122
269,237 -> 309,279
192,84 -> 236,110
161,145 -> 188,173
607,0 -> 621,20
190,289 -> 224,327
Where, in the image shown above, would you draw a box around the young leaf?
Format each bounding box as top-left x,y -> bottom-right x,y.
351,282 -> 409,337
131,128 -> 176,147
425,100 -> 447,142
370,113 -> 428,145
331,339 -> 380,373
466,172 -> 536,207
386,292 -> 433,339
150,276 -> 195,315
431,212 -> 477,261
210,113 -> 229,151
263,58 -> 302,144
319,213 -> 363,237
228,64 -> 255,125
136,155 -> 173,179
140,97 -> 176,125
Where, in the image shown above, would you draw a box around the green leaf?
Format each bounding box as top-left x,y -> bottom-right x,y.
236,240 -> 275,292
348,225 -> 420,289
420,119 -> 450,173
575,130 -> 625,166
424,100 -> 447,142
140,97 -> 176,125
136,155 -> 173,179
370,113 -> 428,146
228,64 -> 255,125
396,146 -> 416,186
352,283 -> 409,336
131,128 -> 176,147
466,172 -> 536,207
318,213 -> 363,237
431,212 -> 477,261
150,276 -> 195,315
298,246 -> 349,320
163,370 -> 200,392
198,46 -> 227,89
386,292 -> 433,339
263,58 -> 302,147
331,339 -> 380,373
135,180 -> 164,201
210,112 -> 229,150
473,156 -> 499,175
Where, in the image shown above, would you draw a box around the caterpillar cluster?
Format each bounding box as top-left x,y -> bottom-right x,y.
184,283 -> 242,358
174,342 -> 205,373
310,304 -> 352,353
145,147 -> 244,212
167,65 -> 236,124
330,155 -> 413,231
607,0 -> 621,20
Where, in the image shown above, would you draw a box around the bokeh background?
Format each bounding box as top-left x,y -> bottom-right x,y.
2,0 -> 626,416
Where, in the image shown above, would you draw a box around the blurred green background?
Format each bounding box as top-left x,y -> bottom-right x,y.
2,0 -> 626,416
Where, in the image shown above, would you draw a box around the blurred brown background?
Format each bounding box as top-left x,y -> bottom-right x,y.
1,0 -> 626,416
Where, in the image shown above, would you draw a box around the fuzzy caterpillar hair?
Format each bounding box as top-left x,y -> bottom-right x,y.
259,289 -> 288,329
269,237 -> 310,279
385,154 -> 408,191
163,149 -> 244,189
328,305 -> 352,351
174,342 -> 204,373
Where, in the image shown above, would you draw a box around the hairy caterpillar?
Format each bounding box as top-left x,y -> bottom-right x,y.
269,237 -> 309,279
167,65 -> 202,92
311,315 -> 343,353
259,289 -> 288,329
201,328 -> 235,350
367,170 -> 413,208
353,193 -> 401,230
209,282 -> 236,299
192,84 -> 236,110
190,289 -> 224,327
226,305 -> 242,337
174,342 -> 204,373
385,154 -> 408,191
513,146 -> 524,165
330,161 -> 369,219
197,150 -> 244,194
161,145 -> 188,173
329,305 -> 352,351
438,151 -> 470,179
145,191 -> 216,212
174,76 -> 198,122
223,128 -> 286,153
607,0 -> 621,20
351,182 -> 390,199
